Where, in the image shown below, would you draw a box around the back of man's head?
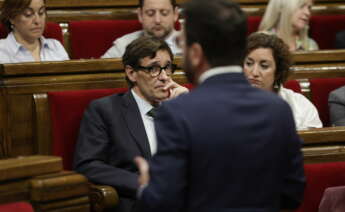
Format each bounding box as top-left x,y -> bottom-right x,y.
183,0 -> 247,67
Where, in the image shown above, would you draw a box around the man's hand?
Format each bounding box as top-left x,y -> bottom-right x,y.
134,156 -> 150,186
164,80 -> 189,100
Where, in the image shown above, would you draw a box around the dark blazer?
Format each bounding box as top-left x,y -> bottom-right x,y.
136,72 -> 305,212
335,30 -> 345,49
74,91 -> 152,212
329,86 -> 345,126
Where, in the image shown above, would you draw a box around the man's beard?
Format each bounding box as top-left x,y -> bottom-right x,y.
147,26 -> 172,40
183,54 -> 196,84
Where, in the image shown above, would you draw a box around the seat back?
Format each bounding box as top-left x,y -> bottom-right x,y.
48,88 -> 128,170
310,15 -> 345,49
0,202 -> 34,212
69,20 -> 142,59
247,16 -> 262,35
284,80 -> 302,93
309,78 -> 345,126
295,162 -> 345,212
0,22 -> 64,44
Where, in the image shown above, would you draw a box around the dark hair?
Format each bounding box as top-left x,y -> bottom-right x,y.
245,33 -> 292,92
0,0 -> 46,32
182,0 -> 247,67
139,0 -> 176,8
122,36 -> 174,88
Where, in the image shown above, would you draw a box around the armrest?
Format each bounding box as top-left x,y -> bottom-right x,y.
89,184 -> 119,212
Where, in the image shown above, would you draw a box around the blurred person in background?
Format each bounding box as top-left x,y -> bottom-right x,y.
0,0 -> 69,63
259,0 -> 319,51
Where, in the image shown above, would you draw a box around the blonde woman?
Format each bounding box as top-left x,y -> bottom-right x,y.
259,0 -> 319,51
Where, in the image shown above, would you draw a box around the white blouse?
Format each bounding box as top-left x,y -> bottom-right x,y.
0,32 -> 69,63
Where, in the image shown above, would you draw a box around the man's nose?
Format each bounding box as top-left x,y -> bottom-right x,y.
158,69 -> 169,81
154,13 -> 162,23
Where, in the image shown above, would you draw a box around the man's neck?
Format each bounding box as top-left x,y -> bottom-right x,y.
132,87 -> 158,106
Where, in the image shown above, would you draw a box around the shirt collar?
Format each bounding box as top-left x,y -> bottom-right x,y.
198,65 -> 243,84
8,32 -> 50,55
131,89 -> 154,116
164,30 -> 178,45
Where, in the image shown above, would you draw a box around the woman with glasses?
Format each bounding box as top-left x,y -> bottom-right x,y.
0,0 -> 69,63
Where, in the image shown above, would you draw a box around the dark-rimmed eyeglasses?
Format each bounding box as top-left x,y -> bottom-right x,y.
135,64 -> 177,77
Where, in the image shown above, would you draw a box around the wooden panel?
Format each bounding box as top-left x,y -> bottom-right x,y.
30,171 -> 89,202
0,1 -> 343,23
300,127 -> 345,145
0,155 -> 91,211
300,127 -> 345,163
0,155 -> 62,181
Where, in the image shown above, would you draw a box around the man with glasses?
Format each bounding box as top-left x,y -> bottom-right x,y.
102,0 -> 181,58
74,36 -> 188,212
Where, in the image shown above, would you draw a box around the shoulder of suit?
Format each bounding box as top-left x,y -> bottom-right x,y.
89,92 -> 126,108
330,86 -> 345,98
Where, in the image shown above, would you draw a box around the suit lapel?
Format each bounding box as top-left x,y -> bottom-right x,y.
122,91 -> 152,159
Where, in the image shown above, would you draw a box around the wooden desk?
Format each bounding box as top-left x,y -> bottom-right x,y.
0,155 -> 90,211
300,127 -> 345,163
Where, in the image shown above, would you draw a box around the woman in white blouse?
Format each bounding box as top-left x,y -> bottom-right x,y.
243,33 -> 322,130
0,0 -> 69,63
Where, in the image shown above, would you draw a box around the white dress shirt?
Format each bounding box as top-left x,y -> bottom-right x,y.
131,89 -> 157,155
279,87 -> 323,130
0,32 -> 69,64
101,30 -> 182,58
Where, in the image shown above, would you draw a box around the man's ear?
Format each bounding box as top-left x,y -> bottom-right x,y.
125,65 -> 137,83
188,43 -> 203,67
173,6 -> 179,23
137,8 -> 143,24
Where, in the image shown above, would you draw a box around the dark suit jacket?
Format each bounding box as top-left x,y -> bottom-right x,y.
74,91 -> 152,212
335,30 -> 345,49
136,72 -> 305,212
329,86 -> 345,126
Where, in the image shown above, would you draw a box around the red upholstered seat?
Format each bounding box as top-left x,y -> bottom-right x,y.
247,16 -> 262,35
69,20 -> 142,59
310,15 -> 345,49
309,78 -> 345,126
295,162 -> 345,212
48,88 -> 128,170
284,80 -> 302,93
0,202 -> 34,212
0,22 -> 64,44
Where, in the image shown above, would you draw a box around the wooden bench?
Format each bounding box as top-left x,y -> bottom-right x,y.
0,155 -> 90,211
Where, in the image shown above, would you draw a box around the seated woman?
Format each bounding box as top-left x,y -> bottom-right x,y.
243,33 -> 322,130
259,0 -> 318,51
0,0 -> 69,63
